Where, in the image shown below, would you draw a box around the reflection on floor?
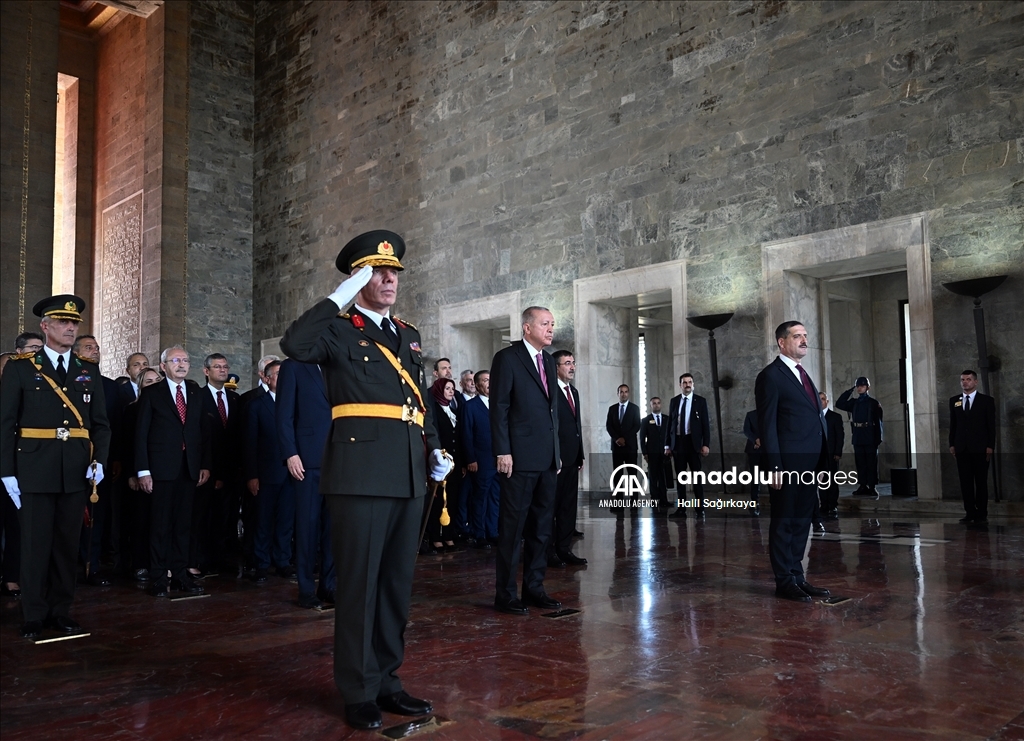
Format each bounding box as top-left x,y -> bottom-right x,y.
2,508 -> 1022,740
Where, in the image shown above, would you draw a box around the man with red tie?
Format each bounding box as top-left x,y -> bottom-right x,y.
548,350 -> 585,567
490,307 -> 561,615
135,346 -> 211,597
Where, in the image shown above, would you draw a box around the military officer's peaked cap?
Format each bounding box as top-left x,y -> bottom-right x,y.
33,294 -> 86,322
336,230 -> 406,275
856,376 -> 870,387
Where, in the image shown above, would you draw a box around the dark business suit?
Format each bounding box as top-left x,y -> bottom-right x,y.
489,341 -> 559,605
949,392 -> 996,521
80,374 -> 122,578
245,390 -> 294,572
276,358 -> 334,599
236,384 -> 266,566
426,398 -> 462,543
135,379 -> 211,588
666,393 -> 711,506
462,395 -> 499,540
281,300 -> 440,705
191,383 -> 241,571
755,356 -> 828,589
743,410 -> 762,497
551,383 -> 584,556
120,398 -> 150,571
0,351 -> 111,624
606,402 -> 641,488
639,412 -> 669,507
821,408 -> 845,513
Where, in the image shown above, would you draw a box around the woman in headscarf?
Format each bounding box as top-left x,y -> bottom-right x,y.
423,377 -> 461,553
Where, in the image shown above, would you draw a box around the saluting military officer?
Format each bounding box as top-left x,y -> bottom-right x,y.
836,376 -> 883,498
0,295 -> 111,639
281,230 -> 453,731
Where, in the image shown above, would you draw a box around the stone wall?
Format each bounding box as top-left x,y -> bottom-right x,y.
186,0 -> 255,385
258,1 -> 1020,496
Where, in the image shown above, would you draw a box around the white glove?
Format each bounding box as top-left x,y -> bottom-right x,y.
2,477 -> 21,510
87,462 -> 104,486
328,266 -> 374,310
429,449 -> 454,482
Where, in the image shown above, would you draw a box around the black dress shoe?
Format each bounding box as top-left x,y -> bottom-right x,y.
316,587 -> 335,605
297,593 -> 323,610
344,702 -> 383,730
572,529 -> 584,538
958,516 -> 973,524
1,583 -> 21,597
84,574 -> 111,587
813,521 -> 825,532
522,592 -> 561,609
776,583 -> 812,603
20,620 -> 43,638
558,551 -> 588,565
797,582 -> 831,597
276,565 -> 296,579
495,598 -> 528,615
474,540 -> 492,550
46,615 -> 82,633
170,578 -> 204,594
377,690 -> 432,716
147,582 -> 169,597
669,509 -> 687,519
254,569 -> 268,583
546,554 -> 565,568
134,568 -> 150,582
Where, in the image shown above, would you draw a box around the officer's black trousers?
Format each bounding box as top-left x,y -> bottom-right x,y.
19,489 -> 85,622
853,445 -> 878,488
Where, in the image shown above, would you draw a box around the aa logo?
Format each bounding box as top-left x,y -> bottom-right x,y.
609,464 -> 648,498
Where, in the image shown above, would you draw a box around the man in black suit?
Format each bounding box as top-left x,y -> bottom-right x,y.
490,306 -> 561,616
665,373 -> 711,518
606,384 -> 641,493
1,295 -> 110,639
949,369 -> 996,524
640,397 -> 670,510
281,230 -> 451,731
71,335 -> 121,587
755,321 -> 831,603
135,346 -> 211,597
819,392 -> 845,520
549,350 -> 585,567
236,354 -> 279,570
742,410 -> 762,503
245,360 -> 295,583
191,352 -> 241,576
118,353 -> 150,408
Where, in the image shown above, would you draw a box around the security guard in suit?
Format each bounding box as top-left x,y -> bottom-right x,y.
281,230 -> 453,731
836,376 -> 883,497
0,295 -> 111,639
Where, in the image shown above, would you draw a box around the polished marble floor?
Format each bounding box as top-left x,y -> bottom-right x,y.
2,506 -> 1023,740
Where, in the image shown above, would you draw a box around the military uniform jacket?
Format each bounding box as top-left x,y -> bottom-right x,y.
0,351 -> 111,494
280,299 -> 440,499
835,389 -> 883,447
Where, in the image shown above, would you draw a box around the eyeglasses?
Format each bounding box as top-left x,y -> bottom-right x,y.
209,364 -> 230,371
166,358 -> 190,365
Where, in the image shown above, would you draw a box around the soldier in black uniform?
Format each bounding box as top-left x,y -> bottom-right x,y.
0,295 -> 111,639
281,230 -> 452,731
836,376 -> 882,498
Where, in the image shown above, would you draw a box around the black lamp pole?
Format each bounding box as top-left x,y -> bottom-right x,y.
686,313 -> 734,493
942,275 -> 1007,502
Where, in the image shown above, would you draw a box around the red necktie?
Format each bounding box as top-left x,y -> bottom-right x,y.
175,384 -> 187,424
536,352 -> 548,397
565,386 -> 576,416
217,390 -> 228,427
796,364 -> 818,409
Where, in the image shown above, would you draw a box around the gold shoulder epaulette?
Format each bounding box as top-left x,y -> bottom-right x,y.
74,352 -> 97,364
394,317 -> 417,330
338,312 -> 350,319
12,351 -> 35,361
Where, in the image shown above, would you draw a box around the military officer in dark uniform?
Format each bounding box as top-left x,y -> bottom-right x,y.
0,295 -> 111,639
836,376 -> 882,498
281,230 -> 453,731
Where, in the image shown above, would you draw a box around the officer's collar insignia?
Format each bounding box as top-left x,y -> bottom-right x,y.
409,341 -> 421,352
351,314 -> 365,328
377,241 -> 395,256
358,340 -> 369,346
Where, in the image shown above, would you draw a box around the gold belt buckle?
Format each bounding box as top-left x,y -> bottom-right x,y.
401,405 -> 415,424
56,427 -> 70,441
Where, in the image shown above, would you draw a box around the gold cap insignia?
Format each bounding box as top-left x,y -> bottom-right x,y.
377,241 -> 395,256
65,300 -> 78,312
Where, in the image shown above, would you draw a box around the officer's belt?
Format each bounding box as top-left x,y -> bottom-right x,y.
19,427 -> 90,441
851,422 -> 875,428
332,403 -> 424,428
